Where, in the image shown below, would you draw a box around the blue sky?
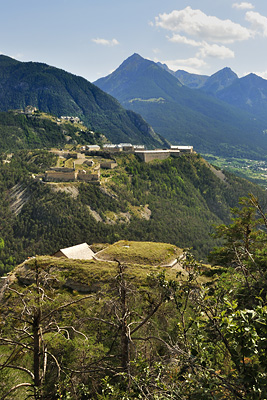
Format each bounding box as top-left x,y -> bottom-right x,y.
1,0 -> 267,81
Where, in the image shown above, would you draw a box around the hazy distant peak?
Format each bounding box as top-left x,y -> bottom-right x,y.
201,67 -> 238,94
212,66 -> 237,77
123,53 -> 146,64
128,53 -> 143,60
242,72 -> 265,81
114,53 -> 154,74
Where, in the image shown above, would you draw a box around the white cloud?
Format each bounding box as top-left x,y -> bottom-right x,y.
168,34 -> 201,47
12,53 -> 24,59
92,38 -> 119,46
159,57 -> 207,73
245,11 -> 267,36
232,2 -> 254,10
197,43 -> 235,59
155,6 -> 252,43
168,35 -> 234,60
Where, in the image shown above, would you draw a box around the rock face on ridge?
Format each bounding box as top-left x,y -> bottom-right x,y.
9,183 -> 30,215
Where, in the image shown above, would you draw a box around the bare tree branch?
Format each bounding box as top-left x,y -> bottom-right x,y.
0,364 -> 34,379
58,326 -> 89,340
40,294 -> 95,323
0,383 -> 33,400
82,317 -> 118,328
131,298 -> 163,335
44,350 -> 61,379
0,338 -> 32,351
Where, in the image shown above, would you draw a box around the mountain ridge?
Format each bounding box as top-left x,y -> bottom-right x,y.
0,55 -> 167,148
216,73 -> 267,120
201,67 -> 239,94
156,59 -> 267,120
94,53 -> 267,158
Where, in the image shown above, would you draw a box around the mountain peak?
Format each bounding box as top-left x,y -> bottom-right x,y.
243,72 -> 265,81
94,52 -> 184,104
216,70 -> 267,119
212,67 -> 238,78
220,66 -> 235,72
128,53 -> 143,60
201,67 -> 238,94
119,53 -> 151,70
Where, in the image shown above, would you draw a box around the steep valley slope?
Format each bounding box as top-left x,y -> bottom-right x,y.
0,150 -> 263,275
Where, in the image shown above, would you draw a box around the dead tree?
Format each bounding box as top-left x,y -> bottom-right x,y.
89,259 -> 170,387
0,259 -> 94,400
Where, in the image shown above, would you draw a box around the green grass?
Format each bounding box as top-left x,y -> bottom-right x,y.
64,158 -> 75,168
95,240 -> 183,266
13,252 -> 183,292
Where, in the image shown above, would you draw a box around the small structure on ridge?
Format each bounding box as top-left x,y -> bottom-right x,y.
53,243 -> 95,260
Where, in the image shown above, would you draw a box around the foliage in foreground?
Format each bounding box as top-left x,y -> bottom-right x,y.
1,195 -> 267,399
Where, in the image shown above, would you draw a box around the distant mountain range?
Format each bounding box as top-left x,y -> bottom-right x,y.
1,53 -> 267,158
95,54 -> 267,158
0,55 -> 167,148
166,64 -> 267,122
157,61 -> 267,121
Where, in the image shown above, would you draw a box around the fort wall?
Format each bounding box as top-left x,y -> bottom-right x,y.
135,150 -> 171,162
45,171 -> 76,182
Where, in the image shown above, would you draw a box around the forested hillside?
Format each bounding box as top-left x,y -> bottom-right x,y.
0,55 -> 167,148
0,150 -> 262,275
0,110 -> 103,151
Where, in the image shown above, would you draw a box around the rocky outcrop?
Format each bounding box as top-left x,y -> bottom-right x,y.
9,183 -> 30,215
64,279 -> 101,293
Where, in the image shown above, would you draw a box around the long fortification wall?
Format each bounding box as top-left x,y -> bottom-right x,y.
135,151 -> 170,162
45,171 -> 76,182
77,171 -> 100,182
